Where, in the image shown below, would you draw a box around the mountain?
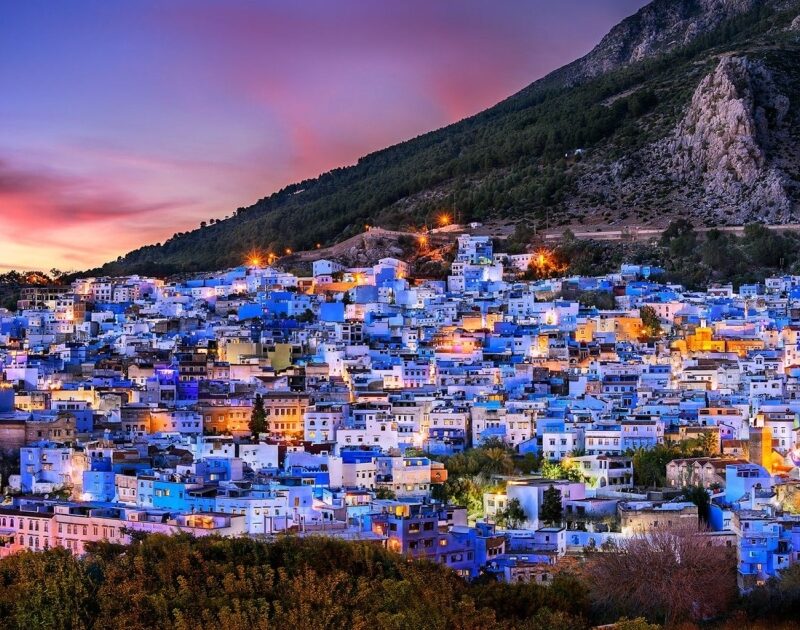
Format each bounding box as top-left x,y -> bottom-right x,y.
532,0 -> 762,86
97,0 -> 800,276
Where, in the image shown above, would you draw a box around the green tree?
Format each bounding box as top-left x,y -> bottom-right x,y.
444,475 -> 488,519
374,486 -> 396,500
639,306 -> 662,339
681,485 -> 710,525
496,497 -> 527,529
515,452 -> 541,474
579,290 -> 616,310
696,431 -> 718,456
249,393 -> 267,436
296,308 -> 315,323
0,448 -> 20,490
743,562 -> 800,620
609,618 -> 661,630
540,485 -> 563,525
660,219 -> 696,257
631,444 -> 680,488
743,222 -> 791,268
542,459 -> 584,482
541,460 -> 563,480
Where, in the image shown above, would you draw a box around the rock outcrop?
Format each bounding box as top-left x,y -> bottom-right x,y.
668,55 -> 791,220
555,0 -> 760,85
572,51 -> 796,225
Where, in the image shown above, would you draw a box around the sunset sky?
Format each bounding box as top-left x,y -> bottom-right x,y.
0,0 -> 647,272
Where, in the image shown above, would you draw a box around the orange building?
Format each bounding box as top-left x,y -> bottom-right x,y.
198,404 -> 252,437
672,326 -> 764,358
264,393 -> 309,441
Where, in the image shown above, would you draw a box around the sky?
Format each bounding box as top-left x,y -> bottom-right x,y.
0,0 -> 648,272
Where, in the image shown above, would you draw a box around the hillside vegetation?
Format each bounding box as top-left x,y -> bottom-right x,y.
96,0 -> 800,276
2,533 -> 800,629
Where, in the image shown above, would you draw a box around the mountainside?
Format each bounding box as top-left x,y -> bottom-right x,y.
539,0 -> 762,86
98,0 -> 800,276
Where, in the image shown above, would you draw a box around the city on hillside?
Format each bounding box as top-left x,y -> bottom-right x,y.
0,233 -> 797,596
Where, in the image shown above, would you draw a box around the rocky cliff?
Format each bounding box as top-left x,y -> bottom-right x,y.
578,47 -> 800,226
669,55 -> 791,220
549,0 -> 761,86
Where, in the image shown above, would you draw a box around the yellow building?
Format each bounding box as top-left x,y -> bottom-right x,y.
672,326 -> 764,358
575,320 -> 595,343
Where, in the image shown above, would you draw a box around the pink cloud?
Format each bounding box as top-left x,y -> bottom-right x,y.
0,158 -> 183,227
1,1 -> 649,271
0,157 -> 193,269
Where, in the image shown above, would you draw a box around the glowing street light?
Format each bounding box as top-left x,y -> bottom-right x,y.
438,213 -> 451,227
285,248 -> 292,255
246,250 -> 263,267
533,248 -> 552,269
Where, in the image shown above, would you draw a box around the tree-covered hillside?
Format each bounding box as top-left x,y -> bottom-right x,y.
0,532 -> 799,629
95,0 -> 800,276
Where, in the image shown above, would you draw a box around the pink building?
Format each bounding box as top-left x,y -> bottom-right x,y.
0,500 -> 246,557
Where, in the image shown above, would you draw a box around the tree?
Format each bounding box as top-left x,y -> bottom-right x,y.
515,452 -> 541,474
696,431 -> 718,456
587,524 -> 737,626
249,394 -> 267,436
0,448 -> 20,490
443,475 -> 488,519
480,445 -> 515,476
374,486 -> 396,500
609,619 -> 660,630
540,485 -> 562,525
296,308 -> 315,323
743,222 -> 791,267
743,562 -> 800,620
0,548 -> 97,629
496,498 -> 526,529
541,459 -> 584,482
541,460 -> 563,479
660,219 -> 696,257
578,290 -> 616,310
681,485 -> 710,525
631,444 -> 680,487
639,306 -> 662,339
